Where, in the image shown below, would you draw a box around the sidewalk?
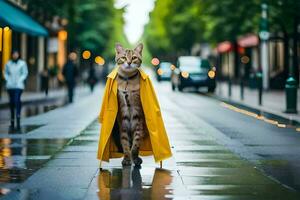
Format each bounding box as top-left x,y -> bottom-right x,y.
0,84 -> 96,126
0,88 -> 65,109
0,84 -> 92,108
0,84 -> 104,198
215,81 -> 300,122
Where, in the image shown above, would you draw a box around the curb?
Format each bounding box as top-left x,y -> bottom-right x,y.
0,95 -> 65,109
208,93 -> 300,126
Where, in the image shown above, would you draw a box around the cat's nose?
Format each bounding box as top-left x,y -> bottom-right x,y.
127,61 -> 132,65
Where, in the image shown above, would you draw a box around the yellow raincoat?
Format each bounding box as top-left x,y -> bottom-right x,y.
97,67 -> 172,163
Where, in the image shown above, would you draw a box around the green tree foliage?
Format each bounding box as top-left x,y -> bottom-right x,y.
200,0 -> 260,43
144,0 -> 172,57
24,0 -> 128,58
74,0 -> 115,54
266,0 -> 300,34
144,0 -> 299,60
144,0 -> 204,57
24,0 -> 68,22
105,7 -> 130,59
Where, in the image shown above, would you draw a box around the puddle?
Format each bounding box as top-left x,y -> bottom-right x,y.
24,103 -> 65,118
0,125 -> 42,135
0,188 -> 11,197
0,188 -> 41,199
176,160 -> 248,168
69,140 -> 97,146
0,99 -> 66,128
97,167 -> 173,199
0,138 -> 69,183
176,149 -> 232,154
259,159 -> 289,167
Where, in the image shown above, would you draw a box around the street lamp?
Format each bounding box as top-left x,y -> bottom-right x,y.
259,3 -> 270,90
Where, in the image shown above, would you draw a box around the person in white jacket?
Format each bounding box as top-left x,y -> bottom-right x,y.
4,50 -> 28,130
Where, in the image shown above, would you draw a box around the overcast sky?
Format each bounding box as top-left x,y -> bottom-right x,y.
115,0 -> 155,44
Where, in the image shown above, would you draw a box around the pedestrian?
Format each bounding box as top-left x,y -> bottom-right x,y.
87,64 -> 97,93
4,50 -> 28,131
40,68 -> 49,96
62,52 -> 78,103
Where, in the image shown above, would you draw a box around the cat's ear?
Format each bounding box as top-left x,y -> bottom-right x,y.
134,43 -> 143,55
115,43 -> 124,54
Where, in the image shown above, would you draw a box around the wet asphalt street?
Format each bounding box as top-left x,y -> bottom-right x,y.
157,82 -> 300,192
1,80 -> 300,199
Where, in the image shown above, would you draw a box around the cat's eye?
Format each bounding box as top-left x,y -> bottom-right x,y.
132,56 -> 138,60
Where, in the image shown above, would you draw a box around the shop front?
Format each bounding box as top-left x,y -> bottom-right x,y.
0,0 -> 48,96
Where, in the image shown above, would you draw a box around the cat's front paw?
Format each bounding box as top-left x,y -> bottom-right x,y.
122,158 -> 132,166
133,157 -> 143,166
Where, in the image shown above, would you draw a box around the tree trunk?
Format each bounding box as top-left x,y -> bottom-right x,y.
292,16 -> 299,83
278,19 -> 290,81
233,41 -> 239,80
283,33 -> 289,79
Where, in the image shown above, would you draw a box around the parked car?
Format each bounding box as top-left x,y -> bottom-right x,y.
171,56 -> 216,92
156,62 -> 173,81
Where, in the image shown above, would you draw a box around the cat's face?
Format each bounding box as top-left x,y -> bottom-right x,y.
115,43 -> 143,74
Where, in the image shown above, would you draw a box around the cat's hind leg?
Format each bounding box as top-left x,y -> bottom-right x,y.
131,123 -> 144,166
120,118 -> 132,166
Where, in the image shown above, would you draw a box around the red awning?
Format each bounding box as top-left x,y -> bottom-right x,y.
237,34 -> 259,48
217,41 -> 233,53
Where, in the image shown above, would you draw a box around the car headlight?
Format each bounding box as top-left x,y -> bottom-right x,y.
208,70 -> 215,79
181,71 -> 189,79
170,64 -> 176,71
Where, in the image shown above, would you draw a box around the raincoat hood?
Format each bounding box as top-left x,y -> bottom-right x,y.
97,67 -> 172,163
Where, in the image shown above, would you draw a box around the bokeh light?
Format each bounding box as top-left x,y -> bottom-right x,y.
82,50 -> 91,60
95,56 -> 105,65
58,30 -> 67,41
208,70 -> 216,79
157,68 -> 163,75
69,52 -> 77,60
181,71 -> 189,78
170,64 -> 176,71
241,56 -> 250,64
151,57 -> 160,66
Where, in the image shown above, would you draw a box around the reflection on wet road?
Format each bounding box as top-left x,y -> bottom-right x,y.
0,97 -> 69,192
0,99 -> 66,125
0,138 -> 69,188
0,125 -> 42,135
98,167 -> 172,199
1,82 -> 300,199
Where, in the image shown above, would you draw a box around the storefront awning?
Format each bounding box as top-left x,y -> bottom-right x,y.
0,0 -> 48,36
217,41 -> 233,53
238,34 -> 259,48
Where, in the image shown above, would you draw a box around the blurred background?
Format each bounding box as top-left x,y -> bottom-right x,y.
1,0 -> 300,89
0,0 -> 299,108
1,1 -> 300,198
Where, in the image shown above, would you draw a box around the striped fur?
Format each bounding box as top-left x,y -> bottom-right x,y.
115,43 -> 146,166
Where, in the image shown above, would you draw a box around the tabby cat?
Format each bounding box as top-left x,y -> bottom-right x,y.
115,43 -> 146,166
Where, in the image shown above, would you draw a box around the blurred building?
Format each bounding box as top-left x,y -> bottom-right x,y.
0,0 -> 48,93
215,33 -> 288,89
0,0 -> 68,95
